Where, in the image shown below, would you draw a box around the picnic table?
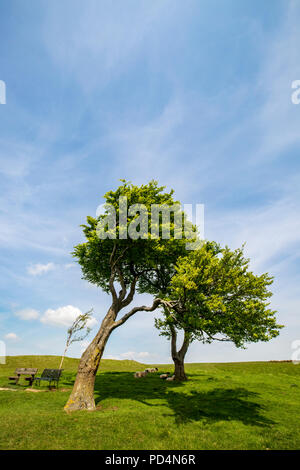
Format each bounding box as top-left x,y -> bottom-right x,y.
9,368 -> 38,386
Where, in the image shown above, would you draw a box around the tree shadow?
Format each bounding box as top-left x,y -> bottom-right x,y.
164,388 -> 274,426
93,372 -> 274,427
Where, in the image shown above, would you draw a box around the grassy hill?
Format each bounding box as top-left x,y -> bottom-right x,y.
0,355 -> 145,374
0,356 -> 300,450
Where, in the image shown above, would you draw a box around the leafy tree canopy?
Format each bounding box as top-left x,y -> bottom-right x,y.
156,241 -> 283,348
72,180 -> 193,297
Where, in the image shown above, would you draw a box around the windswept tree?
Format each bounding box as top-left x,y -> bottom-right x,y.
59,309 -> 94,370
155,242 -> 283,381
65,180 -> 194,411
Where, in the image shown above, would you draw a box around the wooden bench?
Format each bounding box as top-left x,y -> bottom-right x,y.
9,368 -> 38,386
34,369 -> 63,389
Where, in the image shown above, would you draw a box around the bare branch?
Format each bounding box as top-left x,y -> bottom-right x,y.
109,243 -> 117,266
115,265 -> 127,302
160,299 -> 179,310
108,243 -> 118,302
170,323 -> 178,358
109,244 -> 130,304
60,308 -> 94,369
111,246 -> 129,270
178,330 -> 191,358
159,299 -> 187,329
120,276 -> 138,309
112,298 -> 162,328
205,333 -> 232,342
108,269 -> 118,304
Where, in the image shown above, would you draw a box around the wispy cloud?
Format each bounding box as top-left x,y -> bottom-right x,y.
104,351 -> 153,362
42,0 -> 180,92
64,263 -> 76,270
208,190 -> 300,273
5,332 -> 19,341
27,262 -> 55,276
15,308 -> 40,321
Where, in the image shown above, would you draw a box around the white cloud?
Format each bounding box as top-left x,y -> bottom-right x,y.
104,351 -> 151,361
27,262 -> 55,276
5,333 -> 19,341
40,304 -> 98,328
121,351 -> 150,360
15,308 -> 40,321
64,263 -> 76,269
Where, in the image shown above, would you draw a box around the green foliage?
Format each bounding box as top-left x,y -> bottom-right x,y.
72,180 -> 190,295
156,242 -> 283,348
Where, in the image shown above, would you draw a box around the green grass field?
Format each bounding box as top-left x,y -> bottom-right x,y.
0,356 -> 299,450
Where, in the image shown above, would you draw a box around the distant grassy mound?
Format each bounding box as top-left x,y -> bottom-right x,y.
0,357 -> 300,450
1,355 -> 145,374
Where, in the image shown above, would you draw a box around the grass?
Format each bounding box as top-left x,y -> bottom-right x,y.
0,356 -> 300,450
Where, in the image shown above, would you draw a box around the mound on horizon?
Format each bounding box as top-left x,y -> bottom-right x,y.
1,355 -> 147,373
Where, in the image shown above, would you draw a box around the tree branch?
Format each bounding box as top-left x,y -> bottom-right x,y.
115,265 -> 127,303
170,323 -> 178,359
111,246 -> 129,269
120,276 -> 138,309
112,298 -> 162,328
205,333 -> 232,342
109,244 -> 118,304
178,329 -> 191,358
109,243 -> 117,265
109,245 -> 130,305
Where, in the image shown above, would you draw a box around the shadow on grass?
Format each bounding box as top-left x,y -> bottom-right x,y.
93,372 -> 274,427
165,388 -> 274,426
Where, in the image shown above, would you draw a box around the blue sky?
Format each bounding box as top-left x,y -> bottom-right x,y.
0,0 -> 300,364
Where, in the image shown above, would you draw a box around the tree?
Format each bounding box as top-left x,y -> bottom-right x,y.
155,241 -> 283,381
64,180 -> 192,411
59,309 -> 94,370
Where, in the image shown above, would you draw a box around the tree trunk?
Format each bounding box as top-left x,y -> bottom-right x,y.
170,325 -> 190,381
174,357 -> 188,381
64,307 -> 116,412
59,345 -> 68,370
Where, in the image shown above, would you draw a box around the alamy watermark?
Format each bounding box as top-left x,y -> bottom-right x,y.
96,198 -> 204,250
0,340 -> 6,364
291,340 -> 300,365
0,80 -> 6,104
291,80 -> 300,104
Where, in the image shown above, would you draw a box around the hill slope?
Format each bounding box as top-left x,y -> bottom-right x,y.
0,356 -> 300,450
1,355 -> 145,373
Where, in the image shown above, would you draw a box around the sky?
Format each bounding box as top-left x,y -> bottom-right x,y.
0,0 -> 300,364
